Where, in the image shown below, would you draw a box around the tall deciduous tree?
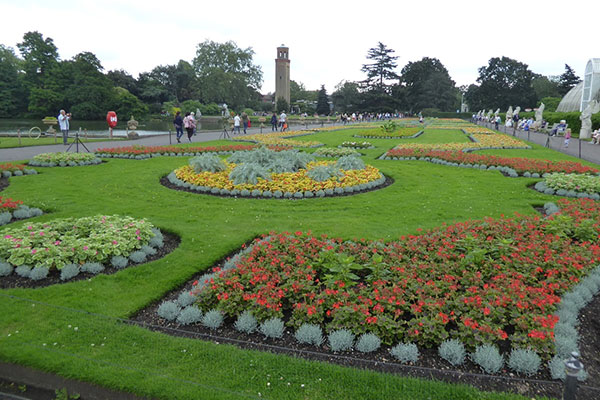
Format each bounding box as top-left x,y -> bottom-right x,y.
400,57 -> 458,112
558,64 -> 581,96
316,85 -> 330,115
465,57 -> 536,111
192,40 -> 262,109
17,31 -> 62,116
0,45 -> 26,116
331,81 -> 361,113
361,42 -> 399,92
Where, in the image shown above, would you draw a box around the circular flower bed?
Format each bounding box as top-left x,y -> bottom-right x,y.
29,152 -> 102,167
0,215 -> 166,284
167,148 -> 386,199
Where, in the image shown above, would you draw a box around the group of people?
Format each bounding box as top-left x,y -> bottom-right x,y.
173,111 -> 197,143
270,111 -> 287,132
340,112 -> 398,124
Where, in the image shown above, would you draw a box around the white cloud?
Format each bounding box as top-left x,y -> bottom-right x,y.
1,0 -> 596,94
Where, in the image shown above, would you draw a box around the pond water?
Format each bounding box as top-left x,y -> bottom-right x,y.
0,118 -> 225,137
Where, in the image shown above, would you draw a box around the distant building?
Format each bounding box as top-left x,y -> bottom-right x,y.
557,58 -> 600,112
275,45 -> 290,106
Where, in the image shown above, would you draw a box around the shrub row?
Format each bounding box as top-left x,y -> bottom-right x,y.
0,205 -> 43,226
533,181 -> 600,200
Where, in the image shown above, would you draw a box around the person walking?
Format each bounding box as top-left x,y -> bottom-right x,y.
182,112 -> 196,142
58,109 -> 71,145
173,111 -> 184,143
564,128 -> 571,148
233,113 -> 241,135
270,112 -> 278,131
279,111 -> 287,131
241,111 -> 249,134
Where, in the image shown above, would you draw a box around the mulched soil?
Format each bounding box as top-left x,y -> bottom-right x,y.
159,175 -> 394,199
131,253 -> 600,400
0,231 -> 180,290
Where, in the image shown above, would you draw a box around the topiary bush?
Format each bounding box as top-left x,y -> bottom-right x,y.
81,262 -> 104,274
259,317 -> 285,339
177,291 -> 196,307
201,309 -> 224,330
390,343 -> 419,363
29,266 -> 49,281
294,323 -> 323,346
438,339 -> 466,366
189,153 -> 226,173
0,261 -> 13,276
60,264 -> 80,281
176,306 -> 203,325
110,256 -> 128,269
355,333 -> 381,353
157,301 -> 180,321
508,348 -> 541,376
234,310 -> 258,334
129,250 -> 147,264
328,329 -> 354,352
229,163 -> 271,185
471,344 -> 504,374
336,155 -> 365,171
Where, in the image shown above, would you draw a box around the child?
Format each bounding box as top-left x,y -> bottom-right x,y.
564,128 -> 571,148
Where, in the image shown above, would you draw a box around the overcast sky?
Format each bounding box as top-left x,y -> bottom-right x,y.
1,0 -> 596,94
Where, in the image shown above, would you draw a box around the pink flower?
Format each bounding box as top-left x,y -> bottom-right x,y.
4,235 -> 12,239
83,246 -> 89,251
112,240 -> 118,245
31,249 -> 37,254
26,226 -> 32,230
54,241 -> 61,245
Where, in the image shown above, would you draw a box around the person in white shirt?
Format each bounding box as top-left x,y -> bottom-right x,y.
279,112 -> 287,131
233,114 -> 241,135
58,109 -> 71,145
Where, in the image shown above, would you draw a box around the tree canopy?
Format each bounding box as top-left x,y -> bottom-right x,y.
192,40 -> 262,109
400,57 -> 458,112
558,64 -> 581,96
316,85 -> 330,115
465,57 -> 536,111
361,42 -> 399,92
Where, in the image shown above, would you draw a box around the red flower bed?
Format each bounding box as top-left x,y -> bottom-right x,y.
194,199 -> 600,356
95,144 -> 292,156
0,196 -> 23,212
385,148 -> 599,175
0,163 -> 26,173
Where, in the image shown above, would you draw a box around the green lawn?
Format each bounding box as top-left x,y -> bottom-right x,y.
1,127 -> 592,399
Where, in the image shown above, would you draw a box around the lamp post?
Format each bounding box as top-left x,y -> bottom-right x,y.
563,352 -> 583,400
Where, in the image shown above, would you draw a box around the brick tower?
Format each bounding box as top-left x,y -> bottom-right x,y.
275,45 -> 290,107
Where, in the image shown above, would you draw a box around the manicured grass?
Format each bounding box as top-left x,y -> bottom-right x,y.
0,136 -> 125,148
0,128 -> 588,399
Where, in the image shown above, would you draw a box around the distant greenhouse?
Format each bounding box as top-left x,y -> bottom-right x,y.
557,59 -> 600,112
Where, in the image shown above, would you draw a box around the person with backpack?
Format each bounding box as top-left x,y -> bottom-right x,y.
182,112 -> 196,142
270,112 -> 278,131
173,111 -> 184,143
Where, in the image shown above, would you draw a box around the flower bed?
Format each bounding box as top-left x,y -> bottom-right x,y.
313,148 -> 360,158
533,173 -> 600,199
381,149 -> 599,176
0,215 -> 165,283
340,141 -> 373,149
167,148 -> 385,199
0,163 -> 38,177
157,198 -> 600,378
234,130 -> 323,147
0,196 -> 43,226
463,127 -> 497,134
29,152 -> 101,167
386,133 -> 529,152
95,144 -> 292,159
354,127 -> 421,139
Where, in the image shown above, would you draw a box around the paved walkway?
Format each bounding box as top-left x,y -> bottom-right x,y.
477,121 -> 600,166
2,121 -> 600,166
0,124 -> 321,162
